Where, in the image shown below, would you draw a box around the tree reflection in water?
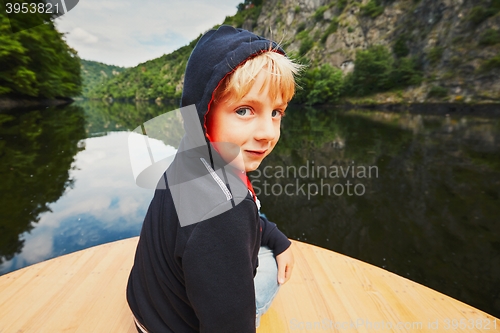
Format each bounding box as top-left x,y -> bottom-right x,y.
0,105 -> 86,265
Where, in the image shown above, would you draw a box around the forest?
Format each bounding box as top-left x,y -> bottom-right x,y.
0,5 -> 81,100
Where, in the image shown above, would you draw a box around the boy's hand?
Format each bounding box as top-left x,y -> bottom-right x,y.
276,245 -> 294,285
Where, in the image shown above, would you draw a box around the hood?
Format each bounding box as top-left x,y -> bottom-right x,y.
131,27 -> 281,226
180,25 -> 285,139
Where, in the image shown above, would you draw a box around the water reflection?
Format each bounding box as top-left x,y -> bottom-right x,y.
0,130 -> 154,274
252,105 -> 500,317
0,101 -> 165,274
0,101 -> 499,318
81,99 -> 178,135
0,106 -> 86,266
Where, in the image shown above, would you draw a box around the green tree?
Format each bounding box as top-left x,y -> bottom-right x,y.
80,60 -> 126,98
361,0 -> 384,18
86,38 -> 199,101
393,36 -> 410,58
345,45 -> 394,96
0,7 -> 81,99
294,64 -> 344,105
479,29 -> 500,46
0,105 -> 86,264
390,56 -> 423,87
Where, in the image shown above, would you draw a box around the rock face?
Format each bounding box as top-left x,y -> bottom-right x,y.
247,0 -> 500,102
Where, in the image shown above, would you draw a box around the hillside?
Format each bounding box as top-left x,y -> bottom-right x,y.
86,0 -> 500,104
80,60 -> 127,98
84,39 -> 199,101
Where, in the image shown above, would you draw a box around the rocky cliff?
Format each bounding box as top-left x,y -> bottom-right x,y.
244,0 -> 500,102
87,0 -> 500,103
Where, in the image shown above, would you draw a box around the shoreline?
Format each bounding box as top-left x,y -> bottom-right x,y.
0,97 -> 74,110
8,96 -> 498,118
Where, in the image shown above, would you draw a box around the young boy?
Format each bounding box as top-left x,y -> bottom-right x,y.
127,25 -> 302,333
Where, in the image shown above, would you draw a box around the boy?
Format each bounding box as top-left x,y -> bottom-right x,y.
127,25 -> 302,333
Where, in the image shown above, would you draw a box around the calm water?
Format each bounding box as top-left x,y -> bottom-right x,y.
0,101 -> 499,317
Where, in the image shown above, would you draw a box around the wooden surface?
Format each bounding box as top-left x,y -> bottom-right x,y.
0,237 -> 497,332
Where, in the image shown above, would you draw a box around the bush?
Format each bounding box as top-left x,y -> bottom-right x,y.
338,0 -> 348,12
297,29 -> 309,40
478,55 -> 500,73
428,46 -> 444,65
361,0 -> 384,18
224,2 -> 262,28
223,12 -> 244,27
320,18 -> 339,44
390,57 -> 423,87
343,45 -> 423,97
479,29 -> 500,46
427,85 -> 448,99
345,45 -> 394,96
393,36 -> 410,58
313,6 -> 328,21
468,4 -> 500,26
296,22 -> 306,33
294,64 -> 344,105
469,6 -> 489,25
299,37 -> 314,56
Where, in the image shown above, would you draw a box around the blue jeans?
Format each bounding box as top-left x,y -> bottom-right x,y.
254,245 -> 280,328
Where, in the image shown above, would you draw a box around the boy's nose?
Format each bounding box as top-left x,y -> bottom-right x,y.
254,114 -> 277,142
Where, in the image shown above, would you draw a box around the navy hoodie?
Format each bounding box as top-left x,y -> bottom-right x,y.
126,25 -> 291,333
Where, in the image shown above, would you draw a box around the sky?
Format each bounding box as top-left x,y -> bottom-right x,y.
55,0 -> 242,68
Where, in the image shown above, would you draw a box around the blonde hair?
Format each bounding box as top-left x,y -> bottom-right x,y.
213,50 -> 303,104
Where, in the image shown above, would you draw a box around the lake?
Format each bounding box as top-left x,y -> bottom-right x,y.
0,100 -> 499,318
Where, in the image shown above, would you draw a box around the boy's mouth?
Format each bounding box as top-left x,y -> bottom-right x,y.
245,149 -> 267,157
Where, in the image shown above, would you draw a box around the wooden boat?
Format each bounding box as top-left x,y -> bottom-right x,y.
0,237 -> 497,332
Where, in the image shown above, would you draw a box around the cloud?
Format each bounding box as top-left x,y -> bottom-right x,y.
69,27 -> 99,44
55,0 -> 241,67
17,233 -> 54,266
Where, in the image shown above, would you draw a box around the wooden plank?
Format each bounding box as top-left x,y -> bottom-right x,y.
0,238 -> 497,332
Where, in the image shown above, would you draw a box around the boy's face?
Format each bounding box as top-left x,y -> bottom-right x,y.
207,69 -> 287,172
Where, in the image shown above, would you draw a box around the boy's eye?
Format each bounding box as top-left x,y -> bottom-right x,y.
236,108 -> 252,116
272,110 -> 284,118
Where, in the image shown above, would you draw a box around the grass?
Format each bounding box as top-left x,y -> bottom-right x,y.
478,55 -> 500,73
313,6 -> 328,21
479,29 -> 500,46
321,19 -> 339,44
428,46 -> 444,65
361,0 -> 384,18
427,85 -> 448,99
299,37 -> 314,56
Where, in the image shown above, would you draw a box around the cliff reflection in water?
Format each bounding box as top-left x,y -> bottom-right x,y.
82,99 -> 179,136
0,105 -> 86,265
251,105 -> 500,317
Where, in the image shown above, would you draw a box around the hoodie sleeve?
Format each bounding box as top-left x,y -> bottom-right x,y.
182,198 -> 259,333
260,215 -> 291,256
